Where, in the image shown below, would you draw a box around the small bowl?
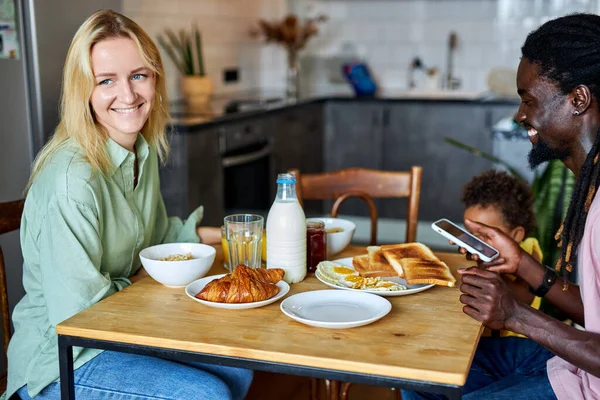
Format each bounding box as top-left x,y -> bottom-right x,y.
139,243 -> 216,288
307,217 -> 356,258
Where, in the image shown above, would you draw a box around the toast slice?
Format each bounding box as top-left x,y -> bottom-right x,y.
381,243 -> 456,287
352,254 -> 370,274
366,246 -> 397,276
352,253 -> 395,277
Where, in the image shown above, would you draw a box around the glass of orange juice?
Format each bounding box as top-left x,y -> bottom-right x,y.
261,229 -> 267,264
221,226 -> 230,272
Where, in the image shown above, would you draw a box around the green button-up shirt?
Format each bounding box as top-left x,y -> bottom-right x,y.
5,135 -> 203,399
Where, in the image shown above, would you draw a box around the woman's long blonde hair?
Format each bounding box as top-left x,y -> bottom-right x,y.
26,10 -> 170,190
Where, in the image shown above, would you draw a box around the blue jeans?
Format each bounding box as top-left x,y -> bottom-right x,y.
17,350 -> 253,400
401,337 -> 557,400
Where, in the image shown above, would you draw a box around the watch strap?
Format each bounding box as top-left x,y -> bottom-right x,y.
529,267 -> 557,297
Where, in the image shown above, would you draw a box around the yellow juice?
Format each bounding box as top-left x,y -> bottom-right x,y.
262,230 -> 267,262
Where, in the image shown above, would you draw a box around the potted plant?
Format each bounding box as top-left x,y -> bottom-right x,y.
251,14 -> 327,100
157,24 -> 212,107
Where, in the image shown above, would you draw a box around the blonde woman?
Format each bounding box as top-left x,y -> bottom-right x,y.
5,10 -> 251,400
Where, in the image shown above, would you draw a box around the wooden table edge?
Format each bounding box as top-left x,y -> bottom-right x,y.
56,324 -> 472,386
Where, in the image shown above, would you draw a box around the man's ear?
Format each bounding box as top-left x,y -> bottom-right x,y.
510,226 -> 526,243
572,85 -> 592,114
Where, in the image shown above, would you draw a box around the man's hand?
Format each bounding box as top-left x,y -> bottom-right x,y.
458,266 -> 520,331
458,219 -> 524,275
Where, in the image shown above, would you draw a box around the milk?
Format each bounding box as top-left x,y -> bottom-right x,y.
266,173 -> 306,283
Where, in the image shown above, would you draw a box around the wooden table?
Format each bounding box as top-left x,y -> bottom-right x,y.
57,246 -> 482,400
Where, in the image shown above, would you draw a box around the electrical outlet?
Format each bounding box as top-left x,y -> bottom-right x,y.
223,68 -> 239,84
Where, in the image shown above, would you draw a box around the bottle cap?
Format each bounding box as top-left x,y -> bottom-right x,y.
276,173 -> 296,184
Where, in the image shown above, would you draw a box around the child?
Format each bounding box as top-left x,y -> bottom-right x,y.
461,169 -> 542,337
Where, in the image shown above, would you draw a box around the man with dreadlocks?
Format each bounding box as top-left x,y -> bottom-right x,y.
402,13 -> 600,400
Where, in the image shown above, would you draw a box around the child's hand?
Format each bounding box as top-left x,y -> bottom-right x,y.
462,219 -> 523,275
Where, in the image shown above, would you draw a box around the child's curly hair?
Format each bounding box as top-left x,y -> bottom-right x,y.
461,170 -> 536,237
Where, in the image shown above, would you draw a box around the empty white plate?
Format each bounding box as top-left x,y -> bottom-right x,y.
280,290 -> 391,329
185,274 -> 290,310
316,257 -> 435,297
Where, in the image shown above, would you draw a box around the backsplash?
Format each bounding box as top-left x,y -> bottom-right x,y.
124,0 -> 600,99
293,0 -> 600,96
123,0 -> 287,101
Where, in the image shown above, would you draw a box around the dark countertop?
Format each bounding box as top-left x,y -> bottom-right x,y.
169,90 -> 520,132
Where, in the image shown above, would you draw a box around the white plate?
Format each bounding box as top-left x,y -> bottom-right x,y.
316,257 -> 435,296
280,290 -> 391,329
185,274 -> 290,310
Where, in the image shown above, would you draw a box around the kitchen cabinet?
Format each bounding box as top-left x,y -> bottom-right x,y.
323,101 -> 386,216
162,98 -> 519,226
263,102 -> 325,214
160,126 -> 224,227
324,101 -> 384,172
381,102 -> 517,222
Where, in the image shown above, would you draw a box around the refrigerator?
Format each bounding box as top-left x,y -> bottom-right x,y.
0,0 -> 122,372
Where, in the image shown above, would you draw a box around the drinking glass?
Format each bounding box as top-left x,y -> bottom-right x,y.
221,226 -> 230,272
224,214 -> 264,269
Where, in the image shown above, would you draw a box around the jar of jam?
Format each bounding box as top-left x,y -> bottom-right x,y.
306,221 -> 327,273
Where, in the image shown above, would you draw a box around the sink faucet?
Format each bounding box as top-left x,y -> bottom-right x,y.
407,57 -> 423,89
445,32 -> 461,90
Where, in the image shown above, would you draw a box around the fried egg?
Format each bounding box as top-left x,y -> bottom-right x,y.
317,261 -> 358,286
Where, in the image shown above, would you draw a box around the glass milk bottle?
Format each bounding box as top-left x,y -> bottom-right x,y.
266,173 -> 306,283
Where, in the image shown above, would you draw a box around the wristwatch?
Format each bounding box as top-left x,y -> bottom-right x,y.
529,267 -> 558,297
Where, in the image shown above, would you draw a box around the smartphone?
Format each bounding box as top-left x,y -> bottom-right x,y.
431,218 -> 500,262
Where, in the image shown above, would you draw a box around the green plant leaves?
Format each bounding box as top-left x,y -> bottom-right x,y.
532,160 -> 575,267
443,137 -> 527,182
157,24 -> 205,76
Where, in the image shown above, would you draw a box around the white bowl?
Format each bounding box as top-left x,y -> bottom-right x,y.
307,217 -> 356,258
139,243 -> 216,288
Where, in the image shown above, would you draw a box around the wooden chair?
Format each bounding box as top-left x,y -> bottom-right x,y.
290,168 -> 421,400
290,166 -> 422,245
0,199 -> 25,396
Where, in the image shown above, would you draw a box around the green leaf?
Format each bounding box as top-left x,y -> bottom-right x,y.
194,26 -> 205,77
443,137 -> 527,182
532,160 -> 575,267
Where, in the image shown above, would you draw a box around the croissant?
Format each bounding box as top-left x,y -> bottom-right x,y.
196,273 -> 280,303
232,264 -> 285,284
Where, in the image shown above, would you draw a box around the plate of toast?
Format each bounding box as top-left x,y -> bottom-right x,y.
315,243 -> 456,297
185,265 -> 290,310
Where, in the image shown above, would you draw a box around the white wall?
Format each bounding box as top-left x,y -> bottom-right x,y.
123,0 -> 287,101
294,0 -> 600,95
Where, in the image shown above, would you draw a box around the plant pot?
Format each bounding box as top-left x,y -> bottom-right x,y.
180,75 -> 213,108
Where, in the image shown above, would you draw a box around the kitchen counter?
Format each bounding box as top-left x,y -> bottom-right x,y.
169,90 -> 519,131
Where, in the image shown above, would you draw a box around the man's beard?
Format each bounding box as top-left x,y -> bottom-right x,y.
528,136 -> 570,169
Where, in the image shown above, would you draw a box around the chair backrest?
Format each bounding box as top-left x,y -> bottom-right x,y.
0,200 -> 24,366
290,167 -> 422,245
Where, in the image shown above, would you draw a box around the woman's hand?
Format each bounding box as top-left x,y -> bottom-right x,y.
458,219 -> 524,275
197,226 -> 221,245
129,266 -> 149,283
458,267 -> 521,331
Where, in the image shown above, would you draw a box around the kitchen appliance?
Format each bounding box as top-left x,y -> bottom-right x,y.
0,0 -> 122,371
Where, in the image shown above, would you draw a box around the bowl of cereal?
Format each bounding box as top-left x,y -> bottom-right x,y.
139,243 -> 216,288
